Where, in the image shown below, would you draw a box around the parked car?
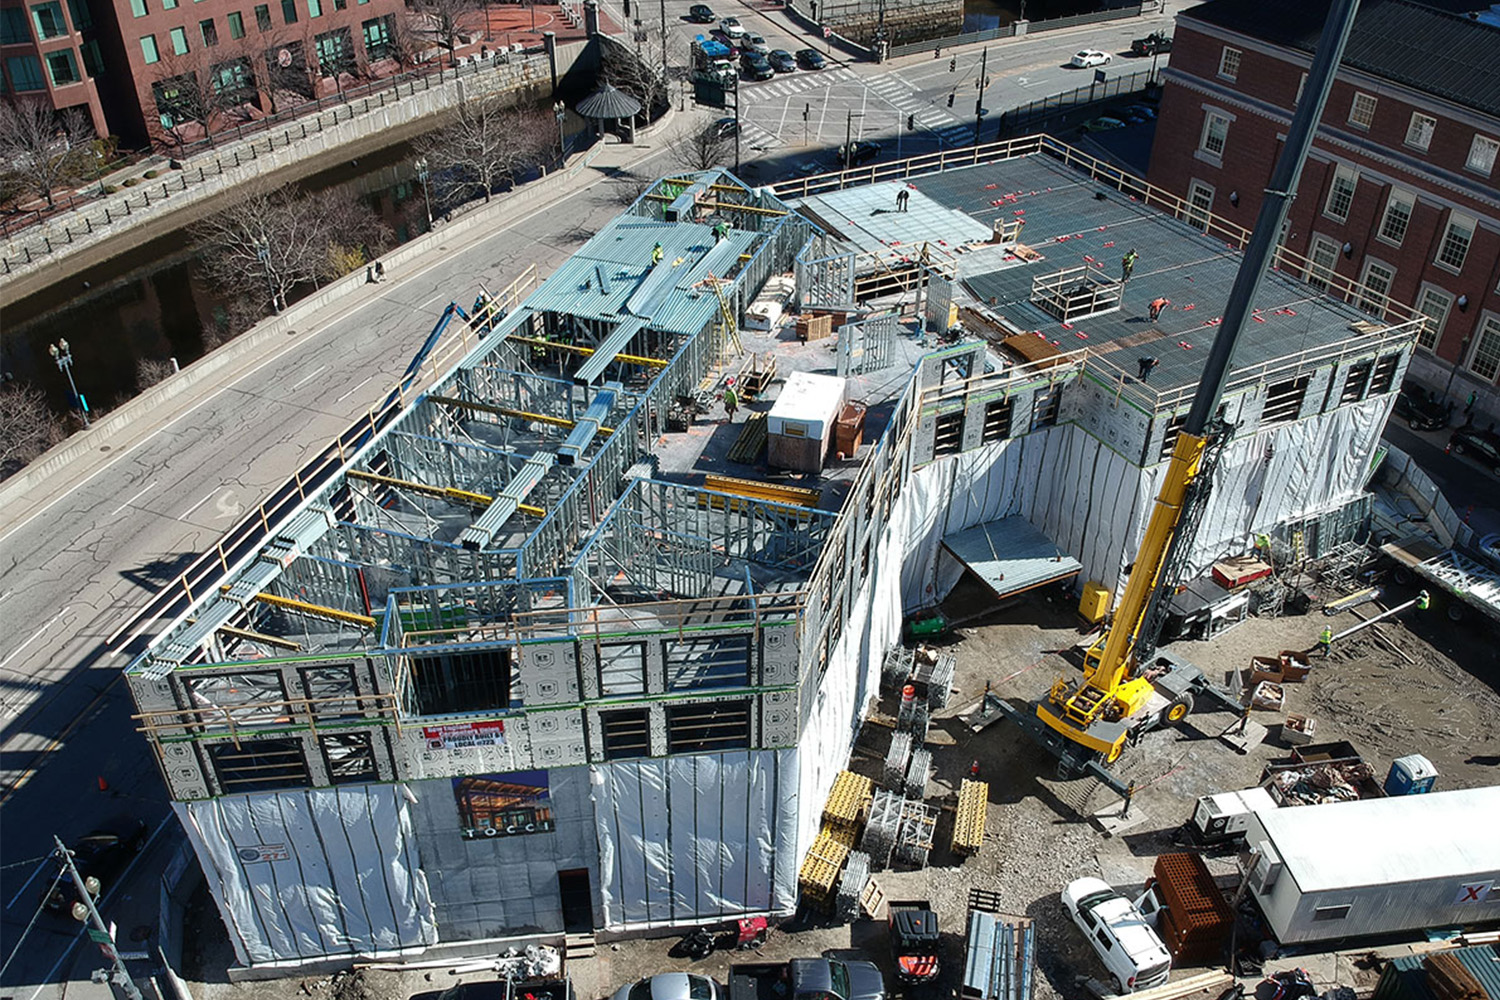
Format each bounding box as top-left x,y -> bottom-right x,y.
688,3 -> 716,21
43,817 -> 149,913
1070,49 -> 1112,68
796,48 -> 826,69
1080,116 -> 1126,132
713,116 -> 740,138
1125,102 -> 1157,120
740,51 -> 774,80
612,974 -> 719,1000
1060,877 -> 1172,994
743,33 -> 770,54
1447,426 -> 1500,477
719,16 -> 746,37
837,140 -> 882,165
1130,32 -> 1172,55
768,49 -> 796,72
1393,379 -> 1448,431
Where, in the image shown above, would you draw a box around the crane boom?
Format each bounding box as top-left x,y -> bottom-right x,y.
1036,0 -> 1365,762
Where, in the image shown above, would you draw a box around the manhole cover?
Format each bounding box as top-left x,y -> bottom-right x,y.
439,246 -> 449,250
100,445 -> 111,451
287,329 -> 298,336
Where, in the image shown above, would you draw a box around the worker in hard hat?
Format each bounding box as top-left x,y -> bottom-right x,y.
1316,625 -> 1333,658
651,242 -> 664,264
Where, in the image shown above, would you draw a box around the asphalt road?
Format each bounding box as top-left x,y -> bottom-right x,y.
0,160 -> 662,997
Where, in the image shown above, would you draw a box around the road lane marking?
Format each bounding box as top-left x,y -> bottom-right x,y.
109,479 -> 158,516
290,364 -> 328,390
5,856 -> 52,910
0,608 -> 69,672
335,372 -> 379,403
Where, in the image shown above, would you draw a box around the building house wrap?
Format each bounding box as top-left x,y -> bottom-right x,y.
119,141 -> 1425,972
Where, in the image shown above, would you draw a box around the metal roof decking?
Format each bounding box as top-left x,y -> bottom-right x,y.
459,452 -> 557,550
558,383 -> 620,464
574,316 -> 650,384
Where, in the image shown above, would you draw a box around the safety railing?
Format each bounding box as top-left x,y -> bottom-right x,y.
885,5 -> 1141,58
133,691 -> 401,744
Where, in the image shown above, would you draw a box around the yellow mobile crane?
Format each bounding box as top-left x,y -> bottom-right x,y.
971,0 -> 1365,789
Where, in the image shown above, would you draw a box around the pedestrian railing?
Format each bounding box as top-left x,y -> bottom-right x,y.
885,5 -> 1142,58
1000,68 -> 1156,132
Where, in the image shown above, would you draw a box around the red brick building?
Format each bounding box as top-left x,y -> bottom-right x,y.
1146,0 -> 1500,416
2,0 -> 405,148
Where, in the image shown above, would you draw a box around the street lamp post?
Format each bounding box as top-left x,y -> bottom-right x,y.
252,239 -> 279,313
413,157 -> 433,229
48,339 -> 89,427
553,101 -> 568,162
54,835 -> 141,1000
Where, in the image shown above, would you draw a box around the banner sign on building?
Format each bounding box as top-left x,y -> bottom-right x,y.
454,770 -> 555,839
236,843 -> 290,863
423,720 -> 505,751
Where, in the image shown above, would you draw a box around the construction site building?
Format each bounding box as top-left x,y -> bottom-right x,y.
120,137 -> 1425,973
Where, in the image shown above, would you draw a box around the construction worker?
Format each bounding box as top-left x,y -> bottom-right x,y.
1148,296 -> 1170,322
1137,356 -> 1158,381
1417,589 -> 1430,611
712,221 -> 730,243
1121,248 -> 1139,281
723,384 -> 739,422
1316,625 -> 1334,659
651,242 -> 664,264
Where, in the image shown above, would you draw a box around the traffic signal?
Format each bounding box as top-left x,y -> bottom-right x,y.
907,114 -> 915,131
946,92 -> 954,108
948,57 -> 956,72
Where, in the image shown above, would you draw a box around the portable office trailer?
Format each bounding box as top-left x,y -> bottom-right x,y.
768,372 -> 847,473
1241,786 -> 1500,945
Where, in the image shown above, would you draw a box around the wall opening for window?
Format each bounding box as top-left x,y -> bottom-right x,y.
1348,92 -> 1376,130
601,708 -> 651,759
1218,46 -> 1240,80
598,642 -> 646,697
1199,112 -> 1228,158
1369,353 -> 1400,396
1405,112 -> 1435,151
1467,134 -> 1498,177
1186,180 -> 1214,232
1415,288 -> 1451,351
933,410 -> 963,456
300,664 -> 359,717
408,648 -> 511,716
1358,261 -> 1395,318
1031,385 -> 1062,430
1307,236 -> 1339,292
666,700 -> 751,754
1263,376 -> 1310,425
183,670 -> 287,728
981,397 -> 1013,443
208,737 -> 310,793
1436,215 -> 1474,272
1324,165 -> 1357,222
1313,904 -> 1352,921
664,635 -> 750,691
320,732 -> 378,783
1377,190 -> 1413,247
1340,360 -> 1372,404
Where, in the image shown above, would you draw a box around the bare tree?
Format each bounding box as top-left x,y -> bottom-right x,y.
601,35 -> 669,123
407,0 -> 484,63
195,182 -> 391,311
136,357 -> 177,391
0,100 -> 96,209
670,122 -> 735,171
0,382 -> 64,480
413,95 -> 554,205
143,46 -> 259,150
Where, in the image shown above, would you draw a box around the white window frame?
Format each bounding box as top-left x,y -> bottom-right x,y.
1294,72 -> 1307,107
1218,46 -> 1241,81
1435,213 -> 1475,273
1348,92 -> 1377,130
1467,314 -> 1500,382
1414,284 -> 1452,352
1307,235 -> 1340,292
1324,164 -> 1358,222
1405,112 -> 1436,152
1199,111 -> 1230,159
1186,179 -> 1214,233
1467,134 -> 1498,178
1357,259 -> 1396,318
1376,188 -> 1415,248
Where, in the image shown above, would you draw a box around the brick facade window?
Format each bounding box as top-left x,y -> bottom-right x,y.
362,13 -> 394,60
1357,260 -> 1395,317
140,32 -> 159,62
1469,316 -> 1500,382
169,24 -> 188,53
130,0 -> 146,17
1218,46 -> 1240,80
1187,179 -> 1214,231
1405,112 -> 1436,151
254,3 -> 270,28
44,47 -> 78,84
1415,286 -> 1452,351
1307,235 -> 1339,291
200,17 -> 217,45
1199,111 -> 1229,157
1467,134 -> 1498,177
31,2 -> 65,39
1436,214 -> 1474,272
228,10 -> 243,36
1324,165 -> 1358,222
1376,188 -> 1414,246
1348,92 -> 1377,130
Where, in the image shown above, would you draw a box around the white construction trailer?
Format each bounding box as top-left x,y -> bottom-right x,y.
1242,786 -> 1500,945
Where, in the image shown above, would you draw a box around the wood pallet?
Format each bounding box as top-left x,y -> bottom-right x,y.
727,413 -> 768,465
951,779 -> 988,857
822,770 -> 874,832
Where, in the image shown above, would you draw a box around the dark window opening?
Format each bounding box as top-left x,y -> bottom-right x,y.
601,708 -> 651,759
313,25 -> 352,76
300,664 -> 359,717
408,648 -> 511,716
597,642 -> 646,697
933,410 -> 963,456
1313,904 -> 1351,921
981,397 -> 1013,443
1368,353 -> 1400,396
208,737 -> 310,792
1031,385 -> 1062,430
1264,375 -> 1310,426
1340,360 -> 1372,404
320,732 -> 377,783
666,699 -> 751,754
664,635 -> 750,691
280,0 -> 296,22
254,3 -> 271,29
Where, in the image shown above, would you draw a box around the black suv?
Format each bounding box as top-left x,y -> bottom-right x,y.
688,3 -> 715,21
837,140 -> 882,165
1393,379 -> 1448,431
1448,426 -> 1500,477
740,51 -> 774,80
1130,32 -> 1172,55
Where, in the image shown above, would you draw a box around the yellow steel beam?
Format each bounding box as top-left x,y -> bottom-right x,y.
428,394 -> 614,436
252,592 -> 378,629
504,334 -> 668,368
346,469 -> 545,516
216,624 -> 303,651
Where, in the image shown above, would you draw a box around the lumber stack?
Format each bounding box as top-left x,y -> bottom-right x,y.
726,412 -> 767,464
1423,954 -> 1486,1000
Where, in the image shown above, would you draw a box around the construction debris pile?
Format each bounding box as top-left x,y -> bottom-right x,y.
1266,762 -> 1378,805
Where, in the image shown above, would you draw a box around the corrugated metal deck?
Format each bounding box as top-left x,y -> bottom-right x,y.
942,515 -> 1082,600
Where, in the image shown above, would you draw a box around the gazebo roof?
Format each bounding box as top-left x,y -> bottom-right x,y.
576,83 -> 643,119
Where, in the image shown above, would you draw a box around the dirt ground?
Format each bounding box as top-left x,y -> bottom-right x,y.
192,582 -> 1500,1000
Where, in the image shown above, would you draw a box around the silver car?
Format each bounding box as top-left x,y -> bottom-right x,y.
612,974 -> 719,1000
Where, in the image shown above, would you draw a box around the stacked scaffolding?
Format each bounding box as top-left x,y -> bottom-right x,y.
898,692 -> 930,741
951,779 -> 988,857
862,788 -> 903,868
894,798 -> 937,867
910,647 -> 957,710
904,747 -> 932,799
885,731 -> 913,789
881,644 -> 916,694
835,850 -> 871,922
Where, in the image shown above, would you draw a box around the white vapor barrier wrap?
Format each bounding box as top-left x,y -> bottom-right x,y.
175,786 -> 437,966
899,397 -> 1391,608
794,502 -> 908,865
592,750 -> 797,928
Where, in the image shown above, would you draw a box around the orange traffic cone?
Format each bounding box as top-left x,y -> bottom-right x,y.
97,775 -> 109,792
